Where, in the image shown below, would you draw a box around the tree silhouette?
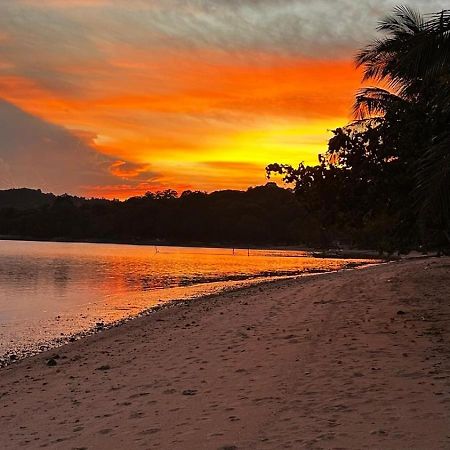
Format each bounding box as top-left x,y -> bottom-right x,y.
355,6 -> 450,245
268,6 -> 450,252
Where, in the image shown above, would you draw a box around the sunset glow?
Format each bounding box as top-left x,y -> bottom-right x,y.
0,0 -> 447,198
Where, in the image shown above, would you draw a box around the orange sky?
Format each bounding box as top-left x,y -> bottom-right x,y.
0,0 -> 445,199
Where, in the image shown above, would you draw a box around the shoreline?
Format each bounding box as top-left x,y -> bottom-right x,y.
1,258 -> 449,449
0,261 -> 380,368
0,236 -> 389,260
0,273 -> 301,368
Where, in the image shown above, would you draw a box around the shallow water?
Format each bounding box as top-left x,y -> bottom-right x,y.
0,240 -> 373,358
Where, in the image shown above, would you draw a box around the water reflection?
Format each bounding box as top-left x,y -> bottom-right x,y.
0,240 -> 374,356
53,261 -> 70,291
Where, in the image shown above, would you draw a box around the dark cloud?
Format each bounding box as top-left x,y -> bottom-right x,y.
3,1 -> 449,63
140,0 -> 450,57
0,99 -> 159,194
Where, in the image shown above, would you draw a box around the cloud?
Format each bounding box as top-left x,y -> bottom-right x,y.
2,1 -> 447,101
18,0 -> 112,5
0,99 -> 160,194
1,1 -> 447,108
0,0 -> 448,198
109,160 -> 155,180
2,1 -> 449,71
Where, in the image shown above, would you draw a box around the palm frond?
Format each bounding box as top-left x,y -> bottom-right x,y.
423,9 -> 450,32
356,7 -> 450,90
352,87 -> 407,120
398,11 -> 450,81
378,5 -> 424,34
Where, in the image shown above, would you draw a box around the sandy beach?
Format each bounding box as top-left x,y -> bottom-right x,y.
1,257 -> 449,449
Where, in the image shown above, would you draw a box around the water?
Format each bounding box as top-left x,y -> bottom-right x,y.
0,240 -> 374,359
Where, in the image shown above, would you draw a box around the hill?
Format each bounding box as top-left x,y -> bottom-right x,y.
0,188 -> 55,210
0,184 -> 324,247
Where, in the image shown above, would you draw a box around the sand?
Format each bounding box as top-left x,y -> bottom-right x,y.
0,257 -> 449,450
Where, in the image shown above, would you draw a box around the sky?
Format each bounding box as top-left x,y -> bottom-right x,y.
0,0 -> 448,199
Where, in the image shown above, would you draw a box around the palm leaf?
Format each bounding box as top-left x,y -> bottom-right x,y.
356,8 -> 450,94
352,87 -> 408,119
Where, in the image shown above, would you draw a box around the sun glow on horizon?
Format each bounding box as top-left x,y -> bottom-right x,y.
3,1 -> 442,198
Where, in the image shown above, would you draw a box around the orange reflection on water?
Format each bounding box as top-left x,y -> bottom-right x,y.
0,241 -> 375,356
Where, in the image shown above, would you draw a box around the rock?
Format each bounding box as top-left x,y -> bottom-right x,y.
397,310 -> 407,315
96,365 -> 111,371
370,429 -> 387,435
47,358 -> 57,367
182,389 -> 197,396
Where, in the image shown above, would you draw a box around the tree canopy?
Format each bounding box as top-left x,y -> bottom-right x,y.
0,185 -> 323,247
268,6 -> 450,253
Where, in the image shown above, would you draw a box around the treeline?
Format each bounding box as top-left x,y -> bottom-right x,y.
0,185 -> 325,246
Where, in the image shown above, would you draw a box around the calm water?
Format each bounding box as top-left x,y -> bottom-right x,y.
0,240 -> 373,359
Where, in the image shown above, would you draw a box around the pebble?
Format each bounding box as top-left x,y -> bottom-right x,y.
182,389 -> 197,396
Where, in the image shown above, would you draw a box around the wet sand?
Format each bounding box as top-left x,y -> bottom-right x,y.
1,257 -> 449,449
